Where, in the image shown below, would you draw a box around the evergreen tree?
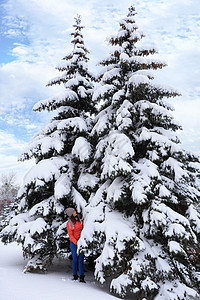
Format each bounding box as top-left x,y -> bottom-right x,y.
0,172 -> 19,232
0,16 -> 95,272
78,7 -> 200,299
0,172 -> 19,210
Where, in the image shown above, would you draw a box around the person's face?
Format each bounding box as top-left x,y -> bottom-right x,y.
73,210 -> 77,217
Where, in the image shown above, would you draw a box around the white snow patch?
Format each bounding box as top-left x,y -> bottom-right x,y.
23,156 -> 67,185
78,172 -> 98,191
55,173 -> 72,199
72,137 -> 91,161
0,242 -> 117,300
168,240 -> 186,255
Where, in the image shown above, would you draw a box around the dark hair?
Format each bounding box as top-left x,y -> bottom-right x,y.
70,214 -> 80,224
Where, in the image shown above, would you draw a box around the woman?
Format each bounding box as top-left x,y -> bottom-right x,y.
65,207 -> 85,283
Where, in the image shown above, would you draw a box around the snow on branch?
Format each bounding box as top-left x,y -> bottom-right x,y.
162,157 -> 188,182
72,136 -> 91,161
23,156 -> 68,186
58,116 -> 87,133
96,130 -> 134,179
54,174 -> 72,199
33,90 -> 79,112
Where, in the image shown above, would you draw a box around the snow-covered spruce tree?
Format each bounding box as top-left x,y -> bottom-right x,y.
0,16 -> 95,272
78,6 -> 200,299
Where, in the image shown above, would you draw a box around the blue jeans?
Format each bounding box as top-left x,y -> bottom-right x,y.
70,242 -> 84,276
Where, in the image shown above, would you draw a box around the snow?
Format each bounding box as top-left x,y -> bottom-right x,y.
2,7 -> 200,300
0,241 -> 120,300
186,205 -> 200,233
137,127 -> 181,155
131,159 -> 161,204
116,100 -> 133,129
78,86 -> 87,97
131,180 -> 148,204
165,223 -> 188,239
95,130 -> 134,179
58,117 -> 88,132
110,274 -> 132,297
150,210 -> 167,227
130,56 -> 167,68
72,187 -> 87,213
152,202 -> 190,227
17,217 -> 48,237
29,196 -> 64,216
64,76 -> 91,89
33,90 -> 78,111
106,177 -> 124,203
119,19 -> 138,32
101,68 -> 121,82
119,53 -> 129,63
135,45 -> 158,54
55,174 -> 72,199
135,100 -> 174,120
162,157 -> 188,182
128,74 -> 149,86
159,185 -> 171,197
72,137 -> 91,161
19,126 -> 66,160
154,280 -> 199,300
93,208 -> 143,284
92,107 -> 112,135
23,156 -> 68,186
92,84 -> 116,101
155,257 -> 171,273
78,172 -> 98,191
141,277 -> 158,291
168,240 -> 186,255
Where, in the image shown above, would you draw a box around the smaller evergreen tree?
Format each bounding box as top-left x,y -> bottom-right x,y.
0,172 -> 19,210
0,172 -> 19,231
0,16 -> 95,272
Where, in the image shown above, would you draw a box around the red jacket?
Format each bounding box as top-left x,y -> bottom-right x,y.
67,219 -> 83,245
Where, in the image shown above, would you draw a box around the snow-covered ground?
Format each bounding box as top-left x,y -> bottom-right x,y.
0,241 -> 124,300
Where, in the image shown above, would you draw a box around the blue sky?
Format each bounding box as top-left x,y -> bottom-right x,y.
0,0 -> 200,183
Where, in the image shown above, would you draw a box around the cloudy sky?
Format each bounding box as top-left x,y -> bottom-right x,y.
0,0 -> 200,183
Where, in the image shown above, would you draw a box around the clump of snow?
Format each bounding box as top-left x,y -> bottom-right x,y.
110,274 -> 132,297
29,196 -> 63,217
128,74 -> 149,87
162,157 -> 188,182
78,172 -> 98,191
92,84 -> 116,101
58,117 -> 87,132
23,156 -> 68,186
154,281 -> 199,300
92,107 -> 112,135
72,187 -> 87,213
159,185 -> 171,197
106,177 -> 124,203
168,241 -> 186,254
33,90 -> 78,111
72,137 -> 91,161
186,205 -> 200,233
95,130 -> 134,179
55,173 -> 72,199
101,67 -> 121,82
141,276 -> 158,292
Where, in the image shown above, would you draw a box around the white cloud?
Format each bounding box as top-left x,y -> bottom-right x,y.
0,60 -> 61,113
0,130 -> 24,151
